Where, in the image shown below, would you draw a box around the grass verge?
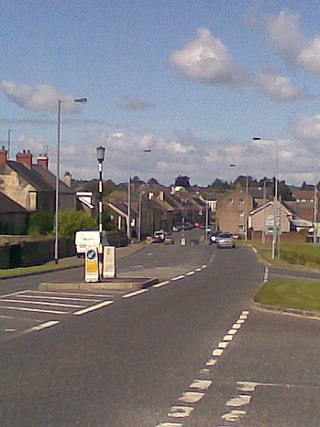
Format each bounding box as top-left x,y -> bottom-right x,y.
254,279 -> 320,313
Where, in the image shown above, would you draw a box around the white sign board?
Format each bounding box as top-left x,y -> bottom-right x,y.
103,246 -> 116,278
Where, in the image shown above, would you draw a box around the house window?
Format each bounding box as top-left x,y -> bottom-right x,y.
238,224 -> 244,232
28,192 -> 37,211
239,199 -> 245,205
239,211 -> 245,218
227,199 -> 233,206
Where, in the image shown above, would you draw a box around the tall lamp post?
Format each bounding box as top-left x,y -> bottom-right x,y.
54,97 -> 87,264
253,137 -> 279,259
97,146 -> 106,281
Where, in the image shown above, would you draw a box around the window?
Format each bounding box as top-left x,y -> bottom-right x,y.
28,192 -> 37,211
239,199 -> 245,205
238,224 -> 244,232
239,211 -> 245,218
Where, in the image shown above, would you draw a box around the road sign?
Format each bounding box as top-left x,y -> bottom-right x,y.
85,247 -> 99,282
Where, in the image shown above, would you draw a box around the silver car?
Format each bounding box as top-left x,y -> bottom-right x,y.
217,232 -> 235,249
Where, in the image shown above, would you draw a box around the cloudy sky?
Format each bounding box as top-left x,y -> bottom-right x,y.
1,1 -> 320,186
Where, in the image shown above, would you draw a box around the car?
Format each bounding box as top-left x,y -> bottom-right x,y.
164,233 -> 175,245
208,231 -> 221,244
216,232 -> 235,249
172,225 -> 181,232
153,236 -> 164,244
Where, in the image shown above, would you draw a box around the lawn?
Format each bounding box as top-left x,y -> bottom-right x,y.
254,279 -> 320,312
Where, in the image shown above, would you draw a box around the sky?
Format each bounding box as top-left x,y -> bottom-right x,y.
1,0 -> 320,187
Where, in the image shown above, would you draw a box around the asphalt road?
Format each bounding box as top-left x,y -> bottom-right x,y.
0,231 -> 319,426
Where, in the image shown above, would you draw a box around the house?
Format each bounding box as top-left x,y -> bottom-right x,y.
287,189 -> 319,223
0,147 -> 76,213
216,189 -> 255,236
249,201 -> 292,234
0,192 -> 28,234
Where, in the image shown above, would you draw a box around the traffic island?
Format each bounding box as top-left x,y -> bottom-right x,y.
38,277 -> 159,293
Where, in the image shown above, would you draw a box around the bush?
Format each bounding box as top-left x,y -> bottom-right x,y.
58,210 -> 97,238
28,212 -> 54,235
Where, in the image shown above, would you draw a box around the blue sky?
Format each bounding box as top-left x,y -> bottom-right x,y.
1,0 -> 320,186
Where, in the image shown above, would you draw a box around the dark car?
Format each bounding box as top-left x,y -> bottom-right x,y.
208,231 -> 221,244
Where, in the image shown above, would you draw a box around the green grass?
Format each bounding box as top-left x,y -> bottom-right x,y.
252,241 -> 320,269
254,279 -> 320,312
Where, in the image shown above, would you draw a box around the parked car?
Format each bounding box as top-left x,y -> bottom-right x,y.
208,231 -> 221,244
217,232 -> 235,249
164,233 -> 175,245
172,225 -> 181,232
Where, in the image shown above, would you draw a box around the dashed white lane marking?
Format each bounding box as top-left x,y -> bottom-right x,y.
218,341 -> 229,349
195,268 -> 202,272
123,289 -> 148,298
212,349 -> 224,356
14,294 -> 102,302
186,271 -> 195,276
22,320 -> 60,335
171,275 -> 185,281
189,379 -> 212,390
227,328 -> 238,335
154,281 -> 170,288
155,423 -> 183,427
221,409 -> 247,422
168,406 -> 194,418
4,328 -> 16,332
178,391 -> 205,403
73,300 -> 114,315
226,394 -> 252,407
223,334 -> 234,341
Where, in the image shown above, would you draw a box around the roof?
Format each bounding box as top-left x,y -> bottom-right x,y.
250,201 -> 292,216
0,192 -> 27,213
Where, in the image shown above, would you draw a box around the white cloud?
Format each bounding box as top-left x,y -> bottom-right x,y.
265,9 -> 320,74
290,115 -> 320,143
123,95 -> 154,111
0,80 -> 82,113
169,28 -> 248,86
255,72 -> 309,102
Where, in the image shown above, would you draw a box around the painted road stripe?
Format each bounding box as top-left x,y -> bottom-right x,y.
29,290 -> 114,298
74,300 -> 114,315
0,290 -> 28,299
232,323 -> 241,329
123,289 -> 148,298
154,281 -> 170,288
201,264 -> 207,268
168,406 -> 194,418
14,294 -> 102,302
186,271 -> 195,276
223,334 -> 234,341
206,358 -> 217,366
195,268 -> 202,272
189,379 -> 212,390
22,320 -> 60,334
0,305 -> 67,315
218,341 -> 229,349
171,275 -> 185,281
155,423 -> 183,427
212,349 -> 224,356
227,395 -> 252,407
0,299 -> 84,308
178,391 -> 205,403
227,329 -> 238,335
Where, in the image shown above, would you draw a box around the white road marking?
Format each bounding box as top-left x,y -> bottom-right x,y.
168,406 -> 194,418
4,328 -> 16,332
0,305 -> 67,315
186,271 -> 195,276
212,349 -> 224,356
242,310 -> 250,315
0,298 -> 84,308
154,281 -> 170,288
178,391 -> 204,403
171,275 -> 185,281
189,379 -> 212,390
155,423 -> 183,427
123,289 -> 148,298
236,319 -> 245,324
223,334 -> 234,341
201,264 -> 207,268
22,320 -> 60,334
239,314 -> 248,320
14,294 -> 102,302
226,395 -> 252,407
74,300 -> 114,315
206,358 -> 217,366
232,323 -> 241,329
195,268 -> 202,272
237,381 -> 258,392
29,290 -> 114,298
218,341 -> 229,349
0,290 -> 28,298
227,329 -> 238,335
221,409 -> 247,422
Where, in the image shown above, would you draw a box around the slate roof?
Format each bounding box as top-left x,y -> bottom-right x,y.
0,192 -> 27,213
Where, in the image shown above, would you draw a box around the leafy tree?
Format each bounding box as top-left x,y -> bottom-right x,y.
28,212 -> 54,235
174,175 -> 191,188
208,178 -> 231,191
279,180 -> 294,201
58,210 -> 96,238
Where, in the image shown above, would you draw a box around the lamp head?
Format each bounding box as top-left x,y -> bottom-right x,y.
96,146 -> 106,163
74,98 -> 88,104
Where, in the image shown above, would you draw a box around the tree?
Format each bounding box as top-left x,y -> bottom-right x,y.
58,210 -> 96,238
174,175 -> 191,188
28,212 -> 54,235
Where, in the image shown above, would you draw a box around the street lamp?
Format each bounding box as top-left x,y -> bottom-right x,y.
97,146 -> 106,281
54,97 -> 87,264
253,137 -> 279,259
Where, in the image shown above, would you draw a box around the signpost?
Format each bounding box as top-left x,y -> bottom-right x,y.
85,247 -> 99,283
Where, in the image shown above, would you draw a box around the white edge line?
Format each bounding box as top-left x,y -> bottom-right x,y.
154,281 -> 170,288
123,289 -> 148,299
22,320 -> 60,335
74,300 -> 114,315
171,275 -> 185,281
186,271 -> 195,276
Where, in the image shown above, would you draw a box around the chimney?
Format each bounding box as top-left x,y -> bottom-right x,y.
16,149 -> 33,169
0,146 -> 8,166
37,154 -> 49,169
159,191 -> 164,201
64,171 -> 72,187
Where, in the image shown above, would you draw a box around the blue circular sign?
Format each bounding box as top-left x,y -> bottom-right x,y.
87,249 -> 96,260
